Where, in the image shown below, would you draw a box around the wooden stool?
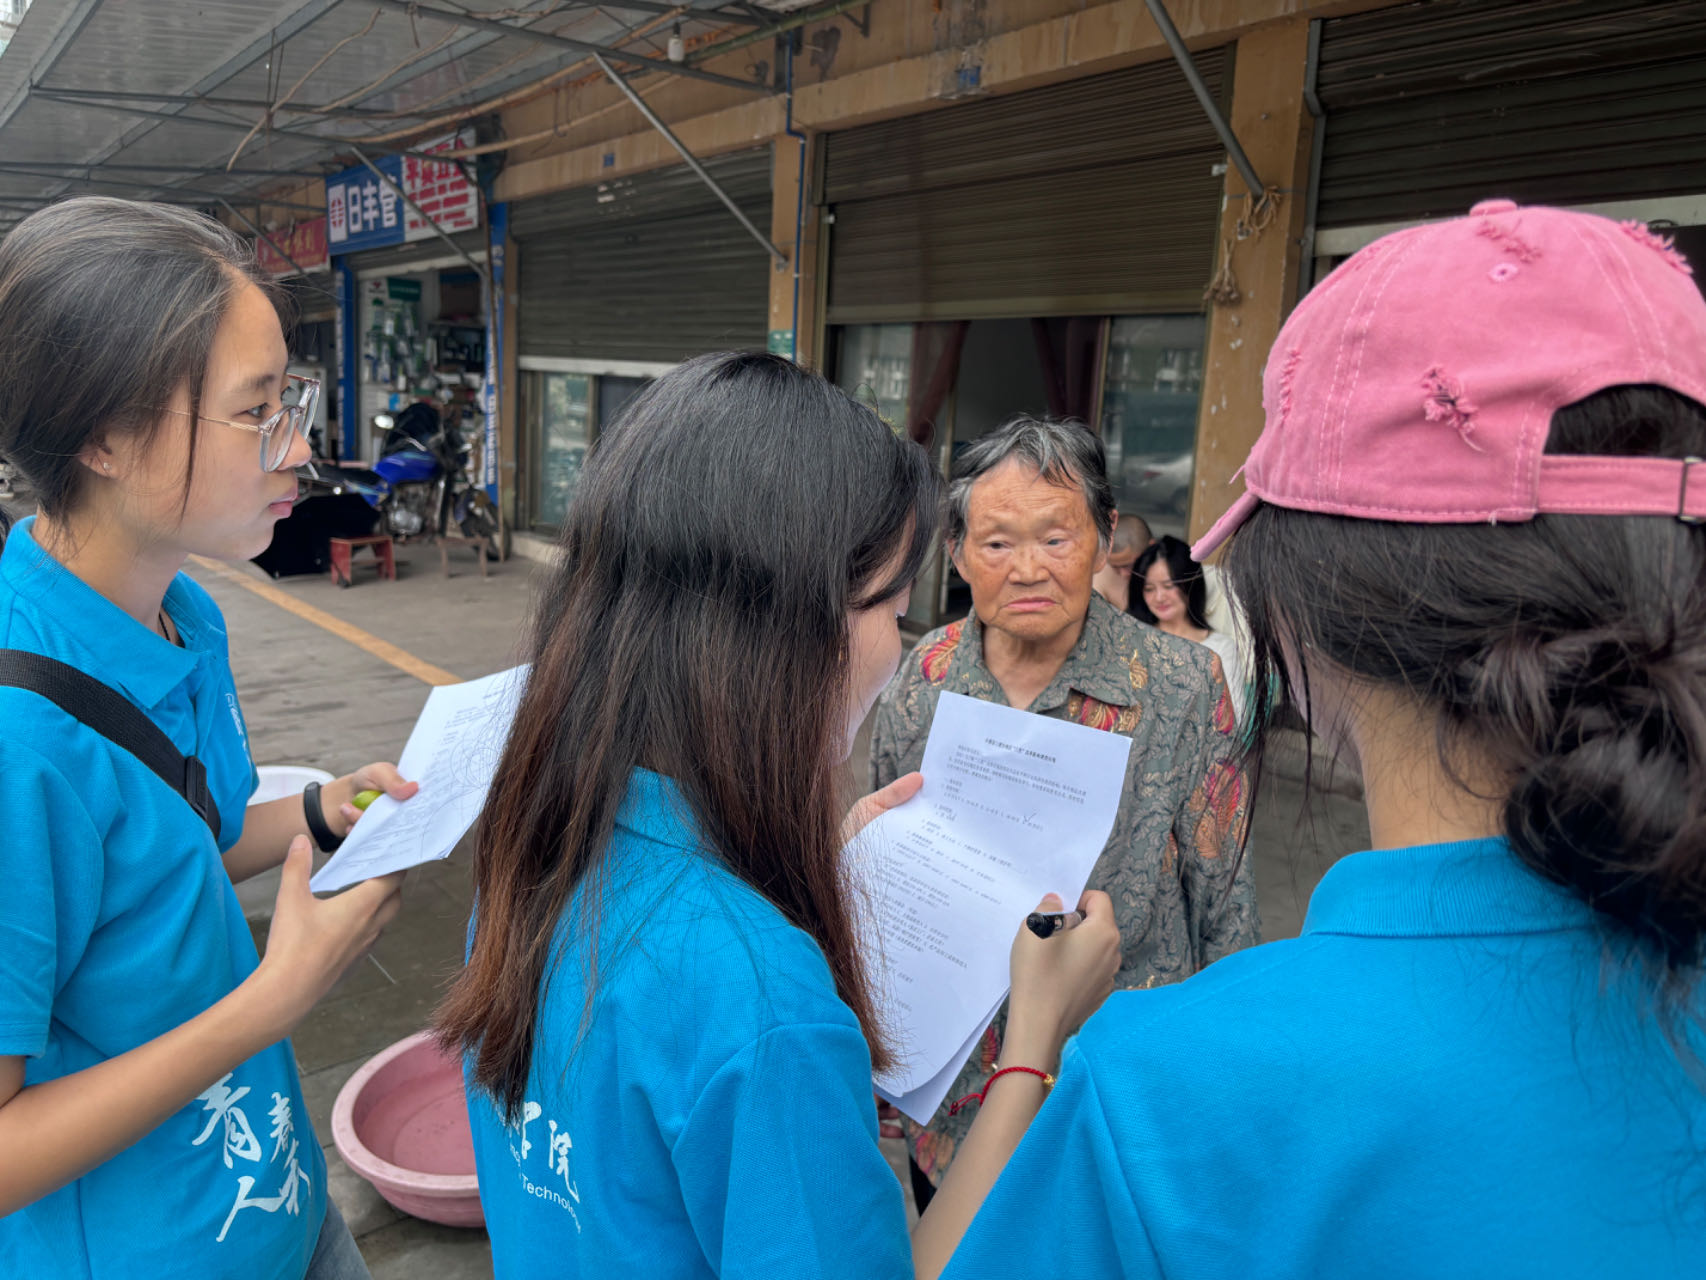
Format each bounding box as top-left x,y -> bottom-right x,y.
328,535 -> 396,588
436,534 -> 488,580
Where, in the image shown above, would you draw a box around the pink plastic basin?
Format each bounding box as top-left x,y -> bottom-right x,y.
331,1031 -> 483,1228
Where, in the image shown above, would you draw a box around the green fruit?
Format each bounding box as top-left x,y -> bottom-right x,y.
353,789 -> 382,811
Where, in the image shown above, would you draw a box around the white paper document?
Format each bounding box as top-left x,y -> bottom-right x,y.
857,691 -> 1132,1123
310,665 -> 529,894
877,998 -> 1004,1126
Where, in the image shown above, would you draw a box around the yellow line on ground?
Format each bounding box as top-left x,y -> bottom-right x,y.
189,555 -> 463,687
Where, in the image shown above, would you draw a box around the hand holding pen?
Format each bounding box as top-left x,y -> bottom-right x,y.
1003,891 -> 1121,1075
1025,907 -> 1083,939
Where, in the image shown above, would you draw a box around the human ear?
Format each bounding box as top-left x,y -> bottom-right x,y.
77,436 -> 118,480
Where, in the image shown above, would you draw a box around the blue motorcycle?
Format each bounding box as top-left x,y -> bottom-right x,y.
300,402 -> 505,560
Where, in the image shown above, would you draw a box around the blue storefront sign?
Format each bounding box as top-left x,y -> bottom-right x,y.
326,155 -> 407,254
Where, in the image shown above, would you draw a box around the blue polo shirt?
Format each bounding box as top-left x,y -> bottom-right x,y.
0,519 -> 325,1280
466,768 -> 912,1280
946,836 -> 1706,1279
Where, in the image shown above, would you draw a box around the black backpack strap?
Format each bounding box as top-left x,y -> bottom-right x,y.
0,649 -> 222,841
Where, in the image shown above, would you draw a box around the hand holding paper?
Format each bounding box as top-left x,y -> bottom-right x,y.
310,665 -> 529,894
850,691 -> 1132,1122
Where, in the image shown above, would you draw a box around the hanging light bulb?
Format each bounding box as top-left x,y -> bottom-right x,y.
667,22 -> 685,63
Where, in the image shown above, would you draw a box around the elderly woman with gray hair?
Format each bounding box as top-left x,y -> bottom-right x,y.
869,415 -> 1259,1209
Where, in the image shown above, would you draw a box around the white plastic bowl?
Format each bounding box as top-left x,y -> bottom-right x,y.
249,764 -> 335,806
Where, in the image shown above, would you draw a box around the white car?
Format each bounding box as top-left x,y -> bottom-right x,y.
1120,451 -> 1194,520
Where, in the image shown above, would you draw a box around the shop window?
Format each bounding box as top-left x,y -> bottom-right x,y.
597,375 -> 651,429
831,316 -> 1124,628
523,369 -> 658,532
833,323 -> 938,624
1100,316 -> 1205,540
833,324 -> 912,429
530,373 -> 592,532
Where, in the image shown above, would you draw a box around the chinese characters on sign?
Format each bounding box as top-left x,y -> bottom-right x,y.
255,218 -> 329,276
405,130 -> 480,240
324,128 -> 480,255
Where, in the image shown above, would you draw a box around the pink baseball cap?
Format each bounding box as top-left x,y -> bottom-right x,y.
1192,199 -> 1706,562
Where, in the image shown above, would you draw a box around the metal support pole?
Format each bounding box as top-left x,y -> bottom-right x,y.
0,161 -> 324,212
600,0 -> 764,23
482,201 -> 508,509
335,260 -> 357,462
365,0 -> 768,93
591,53 -> 787,265
0,192 -> 165,209
1299,18 -> 1326,294
30,89 -> 336,147
346,144 -> 490,284
28,86 -> 416,119
218,199 -> 317,279
28,90 -> 451,164
1143,0 -> 1265,199
0,160 -> 328,179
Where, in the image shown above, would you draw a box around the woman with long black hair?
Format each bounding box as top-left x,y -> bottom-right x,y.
439,352 -> 1120,1278
1130,534 -> 1247,724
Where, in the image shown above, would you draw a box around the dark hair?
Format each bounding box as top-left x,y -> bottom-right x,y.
946,415 -> 1115,547
0,197 -> 283,542
1224,385 -> 1706,1011
437,352 -> 941,1119
1109,511 -> 1153,559
1131,534 -> 1210,631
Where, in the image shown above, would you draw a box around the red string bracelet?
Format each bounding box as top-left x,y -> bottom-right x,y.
947,1065 -> 1056,1116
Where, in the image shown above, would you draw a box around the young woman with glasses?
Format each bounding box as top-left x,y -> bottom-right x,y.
0,198 -> 415,1279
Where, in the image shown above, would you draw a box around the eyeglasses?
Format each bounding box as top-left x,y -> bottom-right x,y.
160,373 -> 320,473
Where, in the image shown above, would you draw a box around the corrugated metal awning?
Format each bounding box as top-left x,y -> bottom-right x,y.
0,0 -> 781,245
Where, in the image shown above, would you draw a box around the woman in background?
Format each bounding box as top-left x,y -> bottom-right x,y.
1131,533 -> 1247,723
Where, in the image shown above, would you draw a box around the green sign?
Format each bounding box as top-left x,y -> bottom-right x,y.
386,277 -> 423,302
766,329 -> 795,359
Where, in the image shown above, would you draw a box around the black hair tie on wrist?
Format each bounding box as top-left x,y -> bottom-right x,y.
303,780 -> 344,853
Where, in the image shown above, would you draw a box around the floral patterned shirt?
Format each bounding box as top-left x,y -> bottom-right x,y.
868,592 -> 1258,1186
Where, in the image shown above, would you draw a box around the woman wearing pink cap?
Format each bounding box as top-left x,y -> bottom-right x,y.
911,201 -> 1706,1278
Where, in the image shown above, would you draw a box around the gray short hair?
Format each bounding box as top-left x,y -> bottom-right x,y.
946,416 -> 1116,547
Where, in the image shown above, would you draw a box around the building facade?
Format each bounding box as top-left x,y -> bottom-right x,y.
296,0 -> 1706,606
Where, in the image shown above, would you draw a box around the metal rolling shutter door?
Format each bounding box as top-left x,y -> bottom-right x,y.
513,146 -> 772,362
821,51 -> 1229,323
1316,0 -> 1706,228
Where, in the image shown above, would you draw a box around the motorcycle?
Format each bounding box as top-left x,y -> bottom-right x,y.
299,401 -> 506,560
